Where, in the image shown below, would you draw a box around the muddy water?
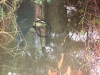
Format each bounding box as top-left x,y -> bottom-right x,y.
43,0 -> 100,75
1,0 -> 100,75
43,1 -> 88,75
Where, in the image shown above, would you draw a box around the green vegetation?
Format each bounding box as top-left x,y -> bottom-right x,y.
0,6 -> 6,20
96,18 -> 100,25
34,0 -> 51,4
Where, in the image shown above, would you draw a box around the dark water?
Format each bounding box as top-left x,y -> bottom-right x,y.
0,0 -> 100,75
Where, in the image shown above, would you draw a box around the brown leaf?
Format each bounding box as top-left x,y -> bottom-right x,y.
64,66 -> 71,75
58,53 -> 64,69
67,66 -> 71,75
77,71 -> 82,75
48,69 -> 57,75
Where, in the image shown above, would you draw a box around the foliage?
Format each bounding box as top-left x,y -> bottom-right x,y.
96,18 -> 100,25
0,0 -> 25,58
65,0 -> 100,74
34,0 -> 51,4
0,6 -> 6,20
66,0 -> 100,31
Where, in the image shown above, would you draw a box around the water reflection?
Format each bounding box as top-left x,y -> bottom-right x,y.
1,0 -> 100,75
69,29 -> 99,42
68,29 -> 100,75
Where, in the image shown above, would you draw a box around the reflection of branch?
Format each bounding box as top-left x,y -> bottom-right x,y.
93,41 -> 100,56
58,53 -> 64,70
0,65 -> 23,70
0,32 -> 14,39
93,0 -> 99,12
61,34 -> 68,46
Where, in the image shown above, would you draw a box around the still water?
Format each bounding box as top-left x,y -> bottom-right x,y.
0,0 -> 100,75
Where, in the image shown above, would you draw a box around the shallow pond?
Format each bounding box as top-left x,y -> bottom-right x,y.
0,0 -> 100,75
